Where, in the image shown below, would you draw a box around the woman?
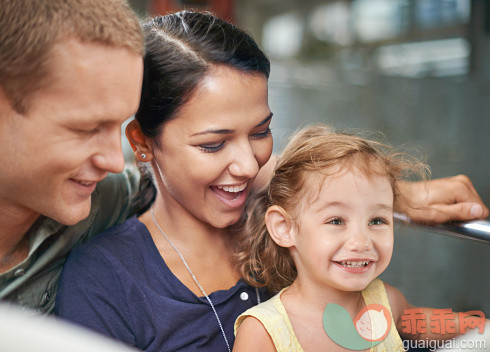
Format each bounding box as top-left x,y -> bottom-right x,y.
55,11 -> 488,352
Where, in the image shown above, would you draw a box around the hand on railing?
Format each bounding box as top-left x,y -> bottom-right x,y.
394,212 -> 490,244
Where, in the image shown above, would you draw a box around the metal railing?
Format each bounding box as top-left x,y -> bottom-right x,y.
394,213 -> 490,244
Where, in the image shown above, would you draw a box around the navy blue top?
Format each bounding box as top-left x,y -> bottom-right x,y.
55,216 -> 269,351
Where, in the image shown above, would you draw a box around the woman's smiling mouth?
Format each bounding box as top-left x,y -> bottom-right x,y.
210,183 -> 248,208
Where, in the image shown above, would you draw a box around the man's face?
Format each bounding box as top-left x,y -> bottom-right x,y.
0,39 -> 143,225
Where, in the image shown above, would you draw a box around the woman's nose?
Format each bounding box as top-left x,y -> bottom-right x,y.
228,141 -> 260,179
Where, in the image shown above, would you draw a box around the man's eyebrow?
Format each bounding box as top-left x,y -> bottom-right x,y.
190,112 -> 273,137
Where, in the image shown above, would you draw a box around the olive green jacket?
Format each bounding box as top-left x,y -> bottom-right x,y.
0,169 -> 139,313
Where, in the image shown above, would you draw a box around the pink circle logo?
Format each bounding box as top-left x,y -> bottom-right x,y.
354,304 -> 392,342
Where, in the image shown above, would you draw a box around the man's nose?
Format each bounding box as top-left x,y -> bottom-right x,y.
92,128 -> 126,174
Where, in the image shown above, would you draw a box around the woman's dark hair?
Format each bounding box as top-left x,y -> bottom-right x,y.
130,10 -> 271,216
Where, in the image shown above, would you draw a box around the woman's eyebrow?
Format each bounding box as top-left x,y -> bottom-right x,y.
256,112 -> 273,127
191,128 -> 233,136
190,112 -> 273,136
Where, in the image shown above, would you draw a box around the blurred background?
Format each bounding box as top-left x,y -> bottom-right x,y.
126,0 -> 489,316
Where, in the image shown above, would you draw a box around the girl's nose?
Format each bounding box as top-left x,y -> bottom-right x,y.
345,232 -> 373,252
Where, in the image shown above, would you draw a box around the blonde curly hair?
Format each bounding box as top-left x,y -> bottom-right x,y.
233,124 -> 428,293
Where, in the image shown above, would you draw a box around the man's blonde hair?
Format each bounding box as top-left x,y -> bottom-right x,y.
0,0 -> 144,113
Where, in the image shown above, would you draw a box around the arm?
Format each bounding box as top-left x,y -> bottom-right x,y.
233,316 -> 276,352
385,283 -> 482,343
256,157 -> 488,224
396,175 -> 489,224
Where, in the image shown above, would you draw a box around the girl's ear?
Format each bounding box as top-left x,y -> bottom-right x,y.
265,205 -> 296,248
125,119 -> 153,162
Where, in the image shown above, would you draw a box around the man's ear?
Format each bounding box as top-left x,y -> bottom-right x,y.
125,119 -> 153,162
265,205 -> 296,248
0,86 -> 16,116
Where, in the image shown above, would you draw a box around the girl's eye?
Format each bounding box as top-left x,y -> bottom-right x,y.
327,217 -> 344,225
369,218 -> 388,226
251,127 -> 272,140
198,141 -> 225,153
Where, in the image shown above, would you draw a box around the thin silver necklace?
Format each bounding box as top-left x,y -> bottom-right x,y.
150,208 -> 260,352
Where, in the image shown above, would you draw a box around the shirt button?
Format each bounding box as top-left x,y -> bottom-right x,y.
240,292 -> 249,301
14,268 -> 25,277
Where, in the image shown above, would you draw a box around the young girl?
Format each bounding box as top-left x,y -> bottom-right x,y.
233,125 -> 481,351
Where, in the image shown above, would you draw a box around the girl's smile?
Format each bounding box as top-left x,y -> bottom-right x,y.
332,259 -> 374,274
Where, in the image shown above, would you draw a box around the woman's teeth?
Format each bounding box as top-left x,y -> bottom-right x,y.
215,184 -> 247,193
338,260 -> 370,268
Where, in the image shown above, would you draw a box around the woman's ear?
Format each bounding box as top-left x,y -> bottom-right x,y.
125,119 -> 153,162
265,205 -> 296,248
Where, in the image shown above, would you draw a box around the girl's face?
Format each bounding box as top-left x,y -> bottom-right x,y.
290,168 -> 394,293
150,66 -> 273,229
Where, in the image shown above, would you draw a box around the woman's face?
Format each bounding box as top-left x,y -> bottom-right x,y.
150,66 -> 272,229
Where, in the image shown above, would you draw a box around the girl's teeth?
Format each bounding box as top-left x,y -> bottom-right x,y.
216,184 -> 247,193
339,260 -> 370,268
78,181 -> 92,186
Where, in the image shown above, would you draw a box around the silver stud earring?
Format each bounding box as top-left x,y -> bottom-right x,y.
141,153 -> 147,159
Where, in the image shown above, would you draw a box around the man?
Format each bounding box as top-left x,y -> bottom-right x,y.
0,0 -> 488,315
0,0 -> 143,312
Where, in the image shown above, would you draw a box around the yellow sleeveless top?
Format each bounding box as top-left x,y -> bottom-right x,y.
234,279 -> 405,352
